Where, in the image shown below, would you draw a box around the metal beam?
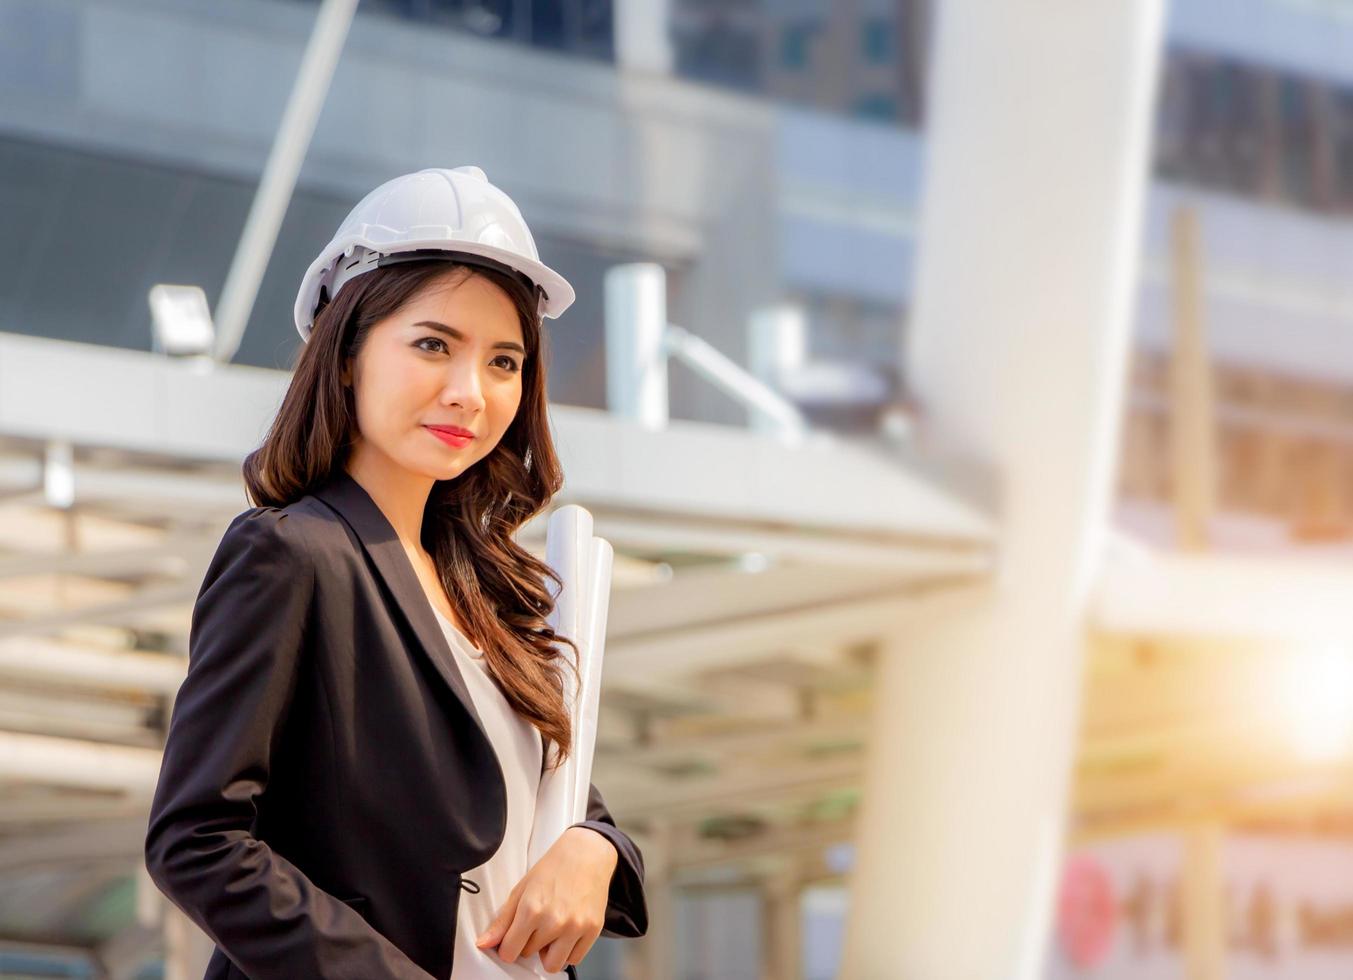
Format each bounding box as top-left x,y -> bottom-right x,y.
0,333 -> 996,543
0,731 -> 161,798
0,818 -> 145,874
0,638 -> 185,696
603,582 -> 988,688
212,0 -> 360,362
0,583 -> 199,640
618,756 -> 860,820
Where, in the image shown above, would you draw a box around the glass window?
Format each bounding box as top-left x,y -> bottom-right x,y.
1334,91 -> 1353,210
574,0 -> 615,59
781,20 -> 819,71
1185,58 -> 1230,185
1278,75 -> 1317,206
674,889 -> 763,979
530,0 -> 564,48
354,0 -> 615,62
1209,61 -> 1263,192
673,15 -> 762,91
861,16 -> 893,64
1155,51 -> 1265,199
1154,51 -> 1191,180
852,92 -> 898,122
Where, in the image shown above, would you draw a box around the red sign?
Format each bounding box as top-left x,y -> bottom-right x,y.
1058,854 -> 1118,968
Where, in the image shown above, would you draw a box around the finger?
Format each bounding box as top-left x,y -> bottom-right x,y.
564,931 -> 595,967
497,907 -> 543,964
537,924 -> 585,972
477,901 -> 514,948
519,916 -> 566,959
477,879 -> 525,948
538,936 -> 569,974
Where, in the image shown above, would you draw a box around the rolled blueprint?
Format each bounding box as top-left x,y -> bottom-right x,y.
527,504 -> 615,866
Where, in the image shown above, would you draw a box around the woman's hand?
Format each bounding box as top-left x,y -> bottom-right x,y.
475,826 -> 619,973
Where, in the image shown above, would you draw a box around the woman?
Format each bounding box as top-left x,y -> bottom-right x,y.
144,167 -> 648,980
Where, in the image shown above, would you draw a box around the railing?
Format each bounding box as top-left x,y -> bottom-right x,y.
603,263 -> 893,445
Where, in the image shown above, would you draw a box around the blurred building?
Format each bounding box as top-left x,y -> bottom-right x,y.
670,0 -> 929,125
1,0 -> 1352,977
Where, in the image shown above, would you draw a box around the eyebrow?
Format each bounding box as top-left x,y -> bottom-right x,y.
412,320 -> 526,356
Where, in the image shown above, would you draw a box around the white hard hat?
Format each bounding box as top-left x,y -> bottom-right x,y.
293,165 -> 576,342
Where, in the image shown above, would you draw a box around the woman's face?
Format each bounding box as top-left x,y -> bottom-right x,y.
344,267 -> 526,484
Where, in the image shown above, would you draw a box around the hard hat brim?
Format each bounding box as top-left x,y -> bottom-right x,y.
294,236 -> 576,342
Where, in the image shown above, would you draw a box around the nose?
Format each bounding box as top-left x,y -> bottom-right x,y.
439,356 -> 487,414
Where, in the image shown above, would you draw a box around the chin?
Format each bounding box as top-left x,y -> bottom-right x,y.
423,454 -> 472,482
415,460 -> 457,482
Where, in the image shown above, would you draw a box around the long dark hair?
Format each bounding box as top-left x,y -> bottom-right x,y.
242,258 -> 579,769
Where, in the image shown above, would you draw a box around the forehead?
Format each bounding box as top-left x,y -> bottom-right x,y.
395,269 -> 524,342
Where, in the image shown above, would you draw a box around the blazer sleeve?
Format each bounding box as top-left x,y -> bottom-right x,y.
568,780 -> 649,939
143,507 -> 435,980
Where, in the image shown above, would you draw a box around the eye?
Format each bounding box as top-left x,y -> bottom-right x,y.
415,337 -> 448,354
492,354 -> 522,373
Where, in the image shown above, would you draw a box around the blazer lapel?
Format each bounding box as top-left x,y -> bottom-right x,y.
310,469 -> 490,741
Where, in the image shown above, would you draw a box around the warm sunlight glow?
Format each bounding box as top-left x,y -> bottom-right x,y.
1277,644 -> 1353,763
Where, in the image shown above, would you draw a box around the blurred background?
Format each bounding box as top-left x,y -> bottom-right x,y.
0,0 -> 1351,977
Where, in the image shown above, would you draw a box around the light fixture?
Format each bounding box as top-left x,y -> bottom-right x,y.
44,439 -> 74,509
149,284 -> 216,357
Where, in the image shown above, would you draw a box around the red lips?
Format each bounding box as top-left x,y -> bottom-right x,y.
425,425 -> 475,439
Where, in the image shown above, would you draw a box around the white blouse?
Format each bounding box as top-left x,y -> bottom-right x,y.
432,607 -> 568,980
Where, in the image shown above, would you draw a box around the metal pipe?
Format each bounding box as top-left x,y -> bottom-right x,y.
0,730 -> 160,797
212,0 -> 360,363
664,324 -> 806,441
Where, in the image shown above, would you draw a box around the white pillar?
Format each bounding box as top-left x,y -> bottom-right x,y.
840,2 -> 1166,978
613,0 -> 673,75
747,304 -> 808,436
605,263 -> 670,429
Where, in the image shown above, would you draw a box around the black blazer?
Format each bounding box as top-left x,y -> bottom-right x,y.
144,468 -> 647,979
